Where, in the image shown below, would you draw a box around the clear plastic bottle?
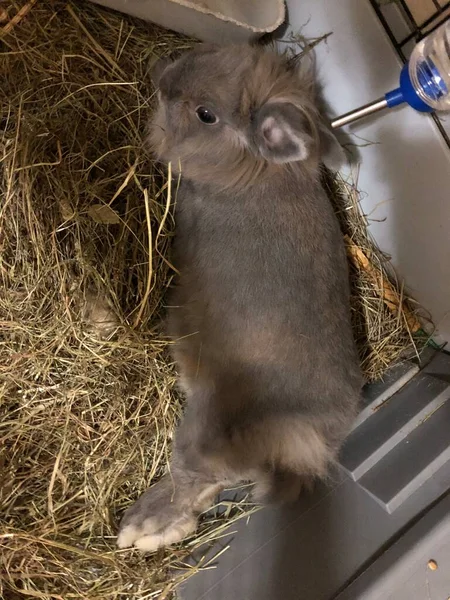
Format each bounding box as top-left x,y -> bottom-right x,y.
409,19 -> 450,111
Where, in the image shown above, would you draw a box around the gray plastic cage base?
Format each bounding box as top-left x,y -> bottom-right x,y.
340,359 -> 450,513
335,491 -> 450,600
179,350 -> 450,600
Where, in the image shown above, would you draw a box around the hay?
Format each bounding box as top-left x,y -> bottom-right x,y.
323,169 -> 430,381
0,1 -> 253,598
0,1 -> 430,598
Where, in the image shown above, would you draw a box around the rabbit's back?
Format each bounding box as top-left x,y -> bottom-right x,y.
169,169 -> 361,426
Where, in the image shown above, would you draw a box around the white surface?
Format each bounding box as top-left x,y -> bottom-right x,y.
284,0 -> 450,343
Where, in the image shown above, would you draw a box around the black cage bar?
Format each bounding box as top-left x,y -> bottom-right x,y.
368,0 -> 450,148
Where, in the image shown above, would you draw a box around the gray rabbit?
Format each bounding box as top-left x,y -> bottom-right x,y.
117,44 -> 362,552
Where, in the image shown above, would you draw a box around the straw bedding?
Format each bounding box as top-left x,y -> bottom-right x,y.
0,1 -> 428,598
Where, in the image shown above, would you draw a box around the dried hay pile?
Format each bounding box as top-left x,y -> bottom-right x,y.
0,1 -> 429,598
323,170 -> 431,381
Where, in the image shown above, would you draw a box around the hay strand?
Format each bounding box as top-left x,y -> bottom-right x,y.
0,0 -> 38,37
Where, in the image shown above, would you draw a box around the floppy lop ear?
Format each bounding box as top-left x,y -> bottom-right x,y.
255,102 -> 314,164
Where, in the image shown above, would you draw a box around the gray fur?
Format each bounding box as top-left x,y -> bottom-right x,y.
117,45 -> 362,552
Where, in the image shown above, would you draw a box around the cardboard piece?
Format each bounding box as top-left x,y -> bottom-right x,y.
89,0 -> 285,43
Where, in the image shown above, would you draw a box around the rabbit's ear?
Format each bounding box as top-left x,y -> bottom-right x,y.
255,101 -> 346,168
318,122 -> 346,171
150,56 -> 175,86
255,102 -> 314,164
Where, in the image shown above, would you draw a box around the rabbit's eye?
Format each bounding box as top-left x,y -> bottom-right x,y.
195,106 -> 218,125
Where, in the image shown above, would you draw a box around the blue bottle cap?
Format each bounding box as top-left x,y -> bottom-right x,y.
385,62 -> 436,113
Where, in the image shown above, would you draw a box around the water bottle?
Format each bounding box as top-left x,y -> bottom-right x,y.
332,19 -> 450,129
408,19 -> 450,111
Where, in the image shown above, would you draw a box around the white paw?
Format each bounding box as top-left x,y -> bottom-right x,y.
117,515 -> 197,552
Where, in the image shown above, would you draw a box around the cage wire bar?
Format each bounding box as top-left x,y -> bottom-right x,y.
368,0 -> 450,148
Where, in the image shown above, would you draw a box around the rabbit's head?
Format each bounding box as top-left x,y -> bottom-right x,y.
150,45 -> 344,189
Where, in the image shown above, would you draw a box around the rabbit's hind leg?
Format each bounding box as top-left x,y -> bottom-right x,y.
117,470 -> 223,552
117,406 -> 231,552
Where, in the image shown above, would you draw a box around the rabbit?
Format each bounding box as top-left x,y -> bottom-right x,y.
117,44 -> 362,553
